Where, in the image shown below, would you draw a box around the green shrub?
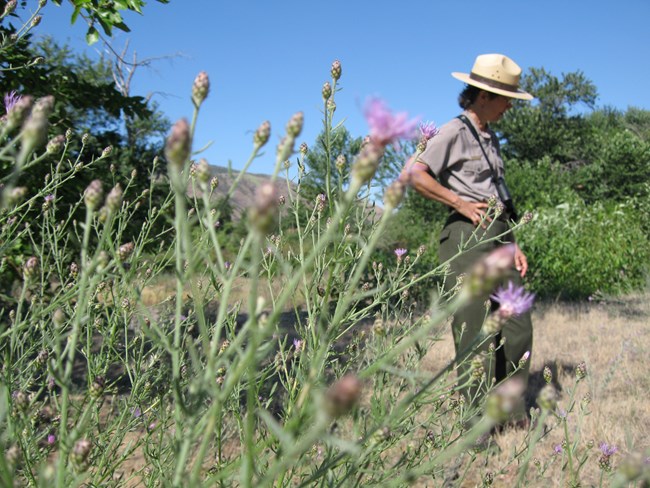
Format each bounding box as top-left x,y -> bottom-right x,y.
518,200 -> 650,299
506,156 -> 581,211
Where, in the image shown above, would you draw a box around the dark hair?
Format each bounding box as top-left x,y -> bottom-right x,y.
458,85 -> 499,109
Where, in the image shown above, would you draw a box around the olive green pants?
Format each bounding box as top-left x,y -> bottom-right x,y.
439,215 -> 533,416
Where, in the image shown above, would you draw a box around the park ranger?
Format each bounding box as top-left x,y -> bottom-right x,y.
405,53 -> 535,426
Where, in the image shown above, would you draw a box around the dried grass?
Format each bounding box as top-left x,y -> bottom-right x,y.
420,293 -> 650,487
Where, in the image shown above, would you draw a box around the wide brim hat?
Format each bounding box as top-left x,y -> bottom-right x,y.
452,53 -> 533,100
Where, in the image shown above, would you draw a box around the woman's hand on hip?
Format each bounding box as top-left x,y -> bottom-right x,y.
455,199 -> 491,228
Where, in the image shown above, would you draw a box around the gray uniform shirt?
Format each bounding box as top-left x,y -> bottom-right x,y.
417,111 -> 505,204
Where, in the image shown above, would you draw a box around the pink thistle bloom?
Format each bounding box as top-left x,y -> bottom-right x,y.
4,90 -> 21,114
363,97 -> 419,148
419,121 -> 439,140
394,248 -> 407,259
553,444 -> 563,455
491,281 -> 535,319
599,443 -> 618,457
47,434 -> 56,445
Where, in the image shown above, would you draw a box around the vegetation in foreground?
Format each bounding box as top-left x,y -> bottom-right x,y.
1,3 -> 649,487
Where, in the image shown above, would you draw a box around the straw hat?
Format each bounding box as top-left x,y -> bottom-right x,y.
452,54 -> 533,100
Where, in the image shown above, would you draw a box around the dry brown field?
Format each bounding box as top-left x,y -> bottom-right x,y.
422,293 -> 650,487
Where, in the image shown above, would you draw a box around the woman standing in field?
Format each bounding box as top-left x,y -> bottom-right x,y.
405,53 -> 534,425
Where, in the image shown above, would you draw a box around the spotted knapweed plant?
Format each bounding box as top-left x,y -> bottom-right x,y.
1,27 -> 643,486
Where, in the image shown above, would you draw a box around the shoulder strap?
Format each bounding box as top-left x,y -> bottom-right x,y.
457,114 -> 498,182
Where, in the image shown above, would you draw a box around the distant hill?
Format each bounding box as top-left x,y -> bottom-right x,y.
186,165 -> 294,219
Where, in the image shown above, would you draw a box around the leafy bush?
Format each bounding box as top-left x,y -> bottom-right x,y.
505,156 -> 582,211
518,200 -> 650,299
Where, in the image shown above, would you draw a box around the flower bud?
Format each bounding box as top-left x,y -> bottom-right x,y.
101,145 -> 112,157
6,186 -> 27,206
32,95 -> 54,117
210,176 -> 219,190
196,158 -> 211,184
327,98 -> 336,113
351,141 -> 384,187
253,120 -> 271,148
118,242 -> 135,262
31,15 -> 42,27
330,59 -> 342,81
575,361 -> 587,380
322,82 -> 332,101
286,111 -> 304,138
41,195 -> 54,212
191,71 -> 210,107
482,314 -> 503,335
46,134 -> 65,154
89,376 -> 105,398
53,308 -> 65,327
383,180 -> 405,209
5,94 -> 32,132
276,136 -> 294,163
521,211 -> 533,224
23,256 -> 39,281
164,118 -> 191,170
518,351 -> 530,368
3,1 -> 17,16
248,182 -> 278,234
299,142 -> 308,156
21,97 -> 52,153
105,184 -> 123,213
543,365 -> 552,384
12,390 -> 29,412
84,179 -> 103,210
325,374 -> 361,417
335,154 -> 346,173
5,444 -> 20,470
70,439 -> 91,472
536,384 -> 557,411
464,244 -> 516,298
416,135 -> 428,153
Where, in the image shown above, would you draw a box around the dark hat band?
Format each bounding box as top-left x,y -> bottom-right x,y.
470,72 -> 521,93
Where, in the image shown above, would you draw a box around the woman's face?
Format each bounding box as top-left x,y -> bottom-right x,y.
484,94 -> 513,122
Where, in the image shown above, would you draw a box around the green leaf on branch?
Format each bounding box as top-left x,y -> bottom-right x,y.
85,25 -> 99,45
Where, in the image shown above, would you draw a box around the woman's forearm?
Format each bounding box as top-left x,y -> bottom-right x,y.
407,164 -> 462,210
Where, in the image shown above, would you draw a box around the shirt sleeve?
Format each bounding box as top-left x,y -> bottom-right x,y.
416,122 -> 462,178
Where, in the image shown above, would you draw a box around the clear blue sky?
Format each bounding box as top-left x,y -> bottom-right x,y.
32,0 -> 650,177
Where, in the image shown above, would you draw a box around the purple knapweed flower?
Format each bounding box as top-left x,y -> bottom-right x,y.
394,248 -> 407,259
491,281 -> 535,320
4,90 -> 21,114
599,443 -> 618,457
553,444 -> 563,455
47,434 -> 56,446
293,338 -> 304,353
419,121 -> 439,140
131,407 -> 142,418
363,97 -> 419,148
